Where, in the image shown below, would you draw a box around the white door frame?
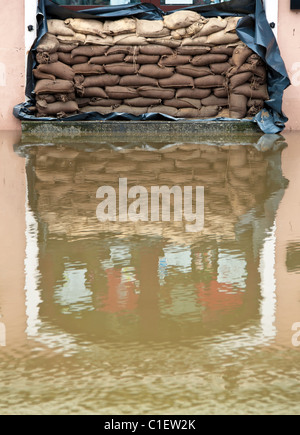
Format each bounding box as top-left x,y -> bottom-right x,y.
25,0 -> 38,77
263,0 -> 279,39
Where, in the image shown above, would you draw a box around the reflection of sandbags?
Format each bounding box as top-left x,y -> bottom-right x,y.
163,98 -> 202,109
104,63 -> 140,75
82,75 -> 119,87
37,34 -> 60,54
176,46 -> 210,56
139,64 -> 174,79
139,86 -> 175,100
201,95 -> 228,107
72,63 -> 105,75
159,74 -> 194,88
199,17 -> 227,36
57,53 -> 88,65
148,105 -> 179,117
139,45 -> 174,56
34,79 -> 75,95
124,54 -> 160,65
230,71 -> 253,88
136,20 -> 169,38
124,97 -> 162,107
229,94 -> 248,118
104,18 -> 136,36
191,54 -> 228,66
176,88 -> 211,99
89,98 -> 122,107
77,87 -> 108,98
232,84 -> 269,100
159,55 -> 191,67
36,100 -> 79,116
36,52 -> 59,64
89,54 -> 125,65
164,11 -> 201,30
210,62 -> 231,74
65,18 -> 104,37
119,75 -> 158,87
105,86 -> 139,100
37,62 -> 75,81
72,46 -> 108,57
176,65 -> 212,78
47,19 -> 75,37
232,45 -> 253,68
194,75 -> 225,88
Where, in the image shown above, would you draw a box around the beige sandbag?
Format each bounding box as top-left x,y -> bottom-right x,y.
201,95 -> 228,107
163,98 -> 201,109
199,17 -> 227,36
210,62 -> 231,75
89,54 -> 125,65
107,45 -> 138,56
176,88 -> 211,99
37,33 -> 60,54
124,97 -> 162,107
171,28 -> 187,40
229,94 -> 248,119
146,37 -> 181,48
181,37 -> 208,46
186,21 -> 206,37
164,11 -> 201,30
148,105 -> 179,117
37,61 -> 75,81
139,86 -> 175,100
65,18 -> 104,37
115,105 -> 148,116
139,45 -> 174,56
36,100 -> 78,115
214,87 -> 228,98
89,98 -> 122,107
82,75 -> 119,88
58,43 -> 79,53
104,63 -> 140,75
176,65 -> 212,78
176,46 -> 210,56
119,75 -> 158,87
77,87 -> 108,99
177,108 -> 201,118
199,106 -> 220,117
136,20 -> 169,38
139,64 -> 174,79
114,34 -> 147,46
194,75 -> 225,88
159,74 -> 194,88
191,54 -> 228,66
105,86 -> 139,100
230,71 -> 253,88
72,45 -> 108,57
86,35 -> 114,46
247,98 -> 264,108
34,79 -> 75,95
72,63 -> 105,75
47,19 -> 75,37
207,31 -> 239,45
232,84 -> 269,100
225,17 -> 242,33
232,45 -> 253,68
57,34 -> 86,44
159,54 -> 191,67
211,45 -> 235,56
124,54 -> 160,65
57,52 -> 88,65
36,52 -> 59,64
104,18 -> 136,35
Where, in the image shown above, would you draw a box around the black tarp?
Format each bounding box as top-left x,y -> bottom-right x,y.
14,0 -> 290,134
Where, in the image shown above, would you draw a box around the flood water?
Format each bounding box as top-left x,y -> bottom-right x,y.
0,129 -> 300,415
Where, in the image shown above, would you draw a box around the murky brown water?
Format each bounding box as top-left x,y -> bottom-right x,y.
0,130 -> 300,415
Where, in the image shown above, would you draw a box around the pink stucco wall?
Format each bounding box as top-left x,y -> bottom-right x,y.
278,1 -> 300,131
0,0 -> 25,131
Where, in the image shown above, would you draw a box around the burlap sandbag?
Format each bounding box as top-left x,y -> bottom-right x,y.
199,105 -> 220,117
181,37 -> 208,46
115,105 -> 148,116
76,98 -> 91,108
57,34 -> 86,45
214,88 -> 228,98
136,20 -> 170,38
207,31 -> 239,45
107,45 -> 138,56
104,63 -> 140,75
82,75 -> 119,88
210,45 -> 235,56
36,52 -> 59,64
163,11 -> 201,30
124,97 -> 162,107
105,86 -> 139,100
33,70 -> 55,81
225,16 -> 242,33
55,93 -> 76,103
146,38 -> 181,48
72,63 -> 105,75
37,33 -> 60,54
186,21 -> 207,37
80,106 -> 114,115
163,98 -> 202,109
113,34 -> 147,46
86,35 -> 114,46
176,46 -> 210,56
230,71 -> 253,88
36,100 -> 78,115
191,54 -> 228,67
201,95 -> 228,107
232,84 -> 269,100
177,108 -> 201,118
148,105 -> 179,117
57,53 -> 89,65
229,94 -> 248,119
247,98 -> 264,109
72,46 -> 108,58
139,45 -> 174,56
247,53 -> 264,66
176,88 -> 211,99
194,75 -> 225,88
77,87 -> 108,99
139,64 -> 174,79
176,65 -> 212,78
89,54 -> 125,65
159,74 -> 194,88
124,54 -> 160,65
139,86 -> 175,100
232,45 -> 254,68
89,98 -> 122,107
36,94 -> 56,104
119,75 -> 158,87
47,19 -> 75,37
199,17 -> 227,36
171,28 -> 187,40
58,43 -> 79,53
158,54 -> 191,67
37,62 -> 75,81
74,74 -> 84,86
65,18 -> 104,37
210,62 -> 231,75
104,18 -> 136,36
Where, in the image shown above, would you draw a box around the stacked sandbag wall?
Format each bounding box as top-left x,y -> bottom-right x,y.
33,11 -> 268,119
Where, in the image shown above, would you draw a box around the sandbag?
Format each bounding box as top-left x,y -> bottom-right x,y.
72,63 -> 105,75
176,65 -> 212,78
80,106 -> 114,115
105,86 -> 139,99
247,53 -> 264,66
201,95 -> 228,107
176,88 -> 211,99
177,108 -> 201,118
57,34 -> 86,45
65,18 -> 104,37
247,98 -> 264,108
86,35 -> 114,46
76,98 -> 91,108
191,54 -> 228,66
119,75 -> 158,87
89,54 -> 125,65
230,72 -> 253,88
232,84 -> 269,100
107,45 -> 138,56
124,54 -> 160,65
225,16 -> 242,33
55,92 -> 76,103
148,105 -> 179,117
58,43 -> 79,53
158,55 -> 191,67
37,33 -> 60,54
199,17 -> 227,36
214,87 -> 228,98
232,45 -> 254,68
36,94 -> 56,104
163,11 -> 201,30
176,46 -> 210,56
229,94 -> 248,119
210,62 -> 231,75
136,20 -> 170,38
71,46 -> 108,58
37,62 -> 75,81
36,100 -> 78,115
82,75 -> 119,88
57,52 -> 89,65
163,98 -> 202,109
186,21 -> 207,37
199,106 -> 220,117
104,63 -> 139,75
47,19 -> 75,37
34,79 -> 75,95
171,28 -> 187,40
139,45 -> 174,56
159,74 -> 194,88
194,75 -> 225,88
146,38 -> 181,48
33,70 -> 55,81
210,45 -> 235,56
77,87 -> 108,99
139,64 -> 174,79
89,98 -> 122,107
36,52 -> 59,64
207,31 -> 239,45
139,86 -> 175,100
124,97 -> 162,107
114,34 -> 147,46
116,105 -> 148,116
181,37 -> 208,46
104,18 -> 136,36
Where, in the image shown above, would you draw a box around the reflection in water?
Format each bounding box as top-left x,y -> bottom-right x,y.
1,132 -> 300,414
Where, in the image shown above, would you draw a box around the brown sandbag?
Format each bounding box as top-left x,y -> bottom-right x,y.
214,87 -> 228,98
115,105 -> 148,116
34,79 -> 75,95
37,33 -> 60,54
158,55 -> 191,67
199,105 -> 220,117
47,19 -> 75,37
37,62 -> 75,81
36,94 -> 56,104
230,71 -> 253,88
191,54 -> 228,67
176,65 -> 212,78
210,62 -> 231,75
136,20 -> 170,38
77,87 -> 108,99
89,98 -> 122,107
247,53 -> 264,66
80,106 -> 114,115
124,54 -> 160,65
36,100 -> 79,115
55,92 -> 76,103
83,75 -> 120,88
76,98 -> 92,108
210,45 -> 235,56
159,74 -> 194,88
232,84 -> 269,100
72,63 -> 105,75
247,105 -> 262,117
119,75 -> 158,87
163,11 -> 201,30
207,30 -> 239,45
139,86 -> 175,100
33,69 -> 56,81
139,64 -> 174,79
176,46 -> 211,56
57,52 -> 89,65
163,98 -> 202,109
139,45 -> 174,56
105,86 -> 139,99
36,52 -> 59,64
72,45 -> 108,58
146,38 -> 181,48
65,18 -> 104,37
177,108 -> 201,118
104,63 -> 139,75
104,18 -> 136,36
107,45 -> 138,56
89,54 -> 125,65
232,45 -> 254,68
74,74 -> 84,86
194,75 -> 225,88
247,99 -> 264,108
148,105 -> 179,117
176,88 -> 211,99
229,94 -> 248,119
201,95 -> 228,107
199,17 -> 227,36
113,34 -> 146,45
124,97 -> 162,107
58,43 -> 79,53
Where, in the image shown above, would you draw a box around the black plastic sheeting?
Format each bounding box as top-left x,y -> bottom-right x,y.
14,0 -> 290,134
